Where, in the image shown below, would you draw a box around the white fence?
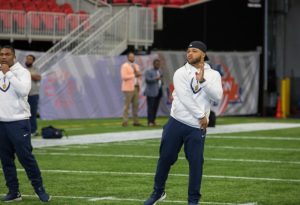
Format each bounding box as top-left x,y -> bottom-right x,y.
0,10 -> 89,42
128,7 -> 154,49
71,8 -> 128,56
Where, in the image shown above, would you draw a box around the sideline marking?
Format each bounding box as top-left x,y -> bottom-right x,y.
16,169 -> 300,183
2,194 -> 258,205
59,145 -> 90,149
38,147 -> 70,151
32,123 -> 300,148
82,143 -> 300,152
33,152 -> 300,165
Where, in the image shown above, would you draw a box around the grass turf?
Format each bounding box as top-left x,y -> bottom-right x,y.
36,116 -> 300,136
0,118 -> 299,204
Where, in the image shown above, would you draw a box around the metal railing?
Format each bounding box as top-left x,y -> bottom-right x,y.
57,0 -> 102,13
71,8 -> 128,56
34,5 -> 112,73
1,5 -> 154,73
128,6 -> 154,49
0,10 -> 26,41
0,9 -> 89,42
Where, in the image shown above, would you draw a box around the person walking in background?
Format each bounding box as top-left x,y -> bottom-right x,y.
120,51 -> 142,127
0,45 -> 51,202
25,54 -> 41,137
144,41 -> 223,205
144,59 -> 163,126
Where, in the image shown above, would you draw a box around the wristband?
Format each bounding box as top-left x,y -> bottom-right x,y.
199,78 -> 206,84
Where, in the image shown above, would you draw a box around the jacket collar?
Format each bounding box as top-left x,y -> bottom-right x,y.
9,62 -> 22,72
184,62 -> 210,74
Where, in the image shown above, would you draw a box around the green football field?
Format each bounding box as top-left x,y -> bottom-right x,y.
0,117 -> 300,205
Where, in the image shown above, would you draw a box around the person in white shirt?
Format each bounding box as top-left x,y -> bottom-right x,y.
144,41 -> 223,205
0,45 -> 50,202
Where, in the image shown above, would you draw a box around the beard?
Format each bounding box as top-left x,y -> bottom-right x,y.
25,62 -> 32,67
187,56 -> 201,65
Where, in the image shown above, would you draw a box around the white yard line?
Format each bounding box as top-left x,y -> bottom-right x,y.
206,145 -> 300,152
209,136 -> 300,140
205,157 -> 300,165
91,142 -> 300,148
33,152 -> 300,165
16,169 -> 300,183
39,147 -> 70,151
66,128 -> 85,131
1,194 -> 257,205
32,123 -> 300,148
60,145 -> 90,149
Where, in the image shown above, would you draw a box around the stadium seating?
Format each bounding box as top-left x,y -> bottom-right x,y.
0,0 -> 89,33
0,3 -> 11,10
77,10 -> 88,15
132,0 -> 148,6
0,13 -> 12,30
112,0 -> 129,4
61,3 -> 73,14
2,0 -> 75,14
49,4 -> 62,13
0,0 -> 191,39
2,0 -> 191,29
168,0 -> 188,5
150,0 -> 167,4
11,3 -> 24,11
25,5 -> 37,12
35,1 -> 50,12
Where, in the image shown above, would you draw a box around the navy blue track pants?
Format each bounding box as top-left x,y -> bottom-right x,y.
0,120 -> 43,193
153,117 -> 206,204
28,95 -> 39,134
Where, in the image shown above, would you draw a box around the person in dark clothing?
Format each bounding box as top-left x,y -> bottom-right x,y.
25,54 -> 41,137
144,59 -> 163,126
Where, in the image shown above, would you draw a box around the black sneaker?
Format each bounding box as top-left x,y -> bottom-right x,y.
1,192 -> 22,202
35,187 -> 51,202
144,191 -> 166,205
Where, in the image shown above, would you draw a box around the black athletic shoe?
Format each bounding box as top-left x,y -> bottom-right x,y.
35,187 -> 51,202
144,191 -> 166,205
1,192 -> 22,202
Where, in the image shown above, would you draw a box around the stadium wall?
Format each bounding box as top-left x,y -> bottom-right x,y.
15,49 -> 259,119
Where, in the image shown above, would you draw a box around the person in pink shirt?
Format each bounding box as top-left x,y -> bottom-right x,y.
120,51 -> 142,127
